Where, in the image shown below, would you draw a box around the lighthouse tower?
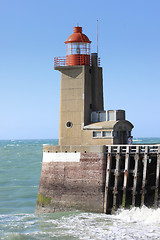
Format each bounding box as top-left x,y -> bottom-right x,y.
54,26 -> 133,145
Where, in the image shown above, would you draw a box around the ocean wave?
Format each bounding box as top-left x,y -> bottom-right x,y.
6,144 -> 20,147
1,210 -> 160,240
115,206 -> 160,225
132,139 -> 142,142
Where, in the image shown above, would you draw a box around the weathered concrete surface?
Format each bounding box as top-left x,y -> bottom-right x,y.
36,149 -> 106,213
56,55 -> 134,146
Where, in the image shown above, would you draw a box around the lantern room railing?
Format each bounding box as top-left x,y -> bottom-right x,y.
54,57 -> 66,67
54,56 -> 101,67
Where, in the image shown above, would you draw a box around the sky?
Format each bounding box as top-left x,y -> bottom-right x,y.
0,0 -> 160,139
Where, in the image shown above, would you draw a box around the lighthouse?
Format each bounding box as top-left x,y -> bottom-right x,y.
54,26 -> 133,145
37,26 -> 160,214
36,26 -> 134,213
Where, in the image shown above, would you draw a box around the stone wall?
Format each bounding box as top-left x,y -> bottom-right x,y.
36,145 -> 106,213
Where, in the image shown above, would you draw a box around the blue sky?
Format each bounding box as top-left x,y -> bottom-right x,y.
0,0 -> 160,139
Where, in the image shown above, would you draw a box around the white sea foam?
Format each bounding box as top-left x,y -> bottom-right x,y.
115,206 -> 160,225
132,139 -> 142,142
43,209 -> 160,240
1,209 -> 160,240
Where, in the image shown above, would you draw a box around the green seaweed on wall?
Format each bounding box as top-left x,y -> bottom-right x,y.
37,194 -> 51,207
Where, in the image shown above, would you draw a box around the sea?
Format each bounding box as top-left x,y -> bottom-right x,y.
1,138 -> 160,240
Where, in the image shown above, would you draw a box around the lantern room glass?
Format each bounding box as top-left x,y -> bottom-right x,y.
66,43 -> 90,56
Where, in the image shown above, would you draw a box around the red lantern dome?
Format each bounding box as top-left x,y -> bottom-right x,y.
65,26 -> 91,66
65,27 -> 91,44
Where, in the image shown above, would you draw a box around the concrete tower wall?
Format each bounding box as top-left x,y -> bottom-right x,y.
57,55 -> 104,146
91,54 -> 104,112
59,66 -> 84,145
58,65 -> 92,145
84,66 -> 92,125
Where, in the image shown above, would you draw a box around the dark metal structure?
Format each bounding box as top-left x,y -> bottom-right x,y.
104,145 -> 160,213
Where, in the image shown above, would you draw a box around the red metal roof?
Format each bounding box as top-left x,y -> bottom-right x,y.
65,26 -> 91,44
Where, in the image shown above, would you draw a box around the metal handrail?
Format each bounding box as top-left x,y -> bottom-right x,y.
54,56 -> 101,67
54,57 -> 66,67
105,145 -> 160,154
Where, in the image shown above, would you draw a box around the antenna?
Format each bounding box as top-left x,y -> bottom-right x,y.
97,19 -> 98,56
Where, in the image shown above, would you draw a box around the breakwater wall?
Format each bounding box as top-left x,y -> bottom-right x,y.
36,145 -> 106,213
36,144 -> 160,214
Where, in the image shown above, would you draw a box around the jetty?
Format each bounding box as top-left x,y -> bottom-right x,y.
36,25 -> 160,213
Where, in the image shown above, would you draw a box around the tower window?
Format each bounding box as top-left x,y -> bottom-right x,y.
93,131 -> 101,137
103,131 -> 112,137
66,121 -> 73,128
93,131 -> 113,138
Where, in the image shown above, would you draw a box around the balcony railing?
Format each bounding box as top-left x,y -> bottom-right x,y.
54,56 -> 101,67
54,57 -> 66,67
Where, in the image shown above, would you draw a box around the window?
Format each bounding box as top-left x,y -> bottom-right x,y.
103,131 -> 112,137
66,121 -> 73,128
66,43 -> 90,55
93,131 -> 113,138
93,131 -> 101,137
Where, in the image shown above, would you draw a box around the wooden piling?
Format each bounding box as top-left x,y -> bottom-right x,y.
132,146 -> 139,207
112,146 -> 120,211
121,146 -> 129,208
104,146 -> 111,213
141,146 -> 148,206
154,148 -> 160,207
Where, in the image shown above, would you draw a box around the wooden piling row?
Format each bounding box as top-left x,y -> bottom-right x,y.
104,145 -> 160,213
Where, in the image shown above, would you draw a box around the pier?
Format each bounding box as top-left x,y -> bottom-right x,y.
37,144 -> 160,214
104,144 -> 160,213
37,26 -> 160,214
